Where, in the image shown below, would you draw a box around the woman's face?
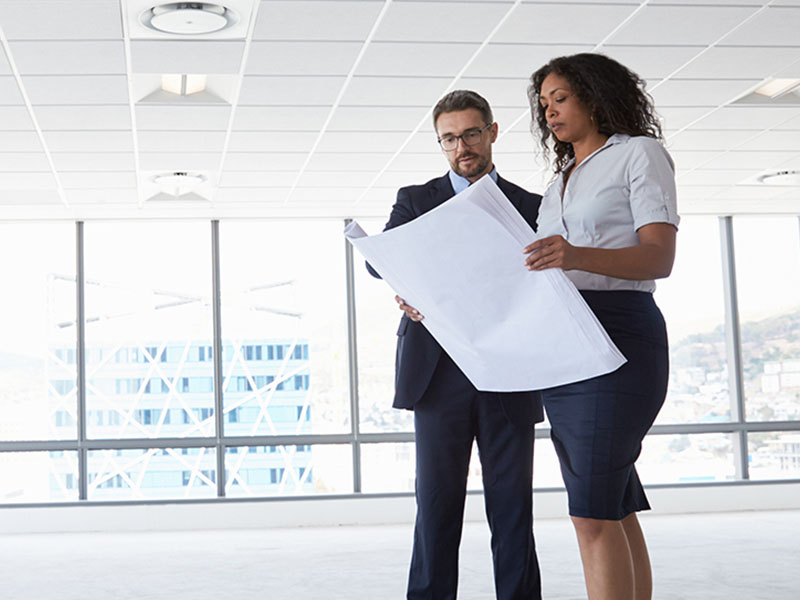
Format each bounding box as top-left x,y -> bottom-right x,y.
538,72 -> 596,144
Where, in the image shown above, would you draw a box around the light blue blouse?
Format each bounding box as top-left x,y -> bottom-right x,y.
536,133 -> 680,293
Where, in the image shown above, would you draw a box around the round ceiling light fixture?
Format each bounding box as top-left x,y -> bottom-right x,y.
152,171 -> 207,197
757,170 -> 800,186
141,3 -> 239,35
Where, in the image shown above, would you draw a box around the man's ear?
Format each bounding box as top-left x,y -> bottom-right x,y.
489,122 -> 499,143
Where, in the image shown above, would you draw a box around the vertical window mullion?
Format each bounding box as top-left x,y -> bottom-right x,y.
344,219 -> 362,493
76,221 -> 88,500
719,216 -> 748,480
212,220 -> 226,497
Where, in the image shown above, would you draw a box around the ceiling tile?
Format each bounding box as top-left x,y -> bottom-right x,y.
0,172 -> 56,189
238,76 -> 345,105
22,75 -> 129,105
463,44 -> 593,79
50,152 -> 136,172
227,131 -> 318,153
691,106 -> 800,131
675,46 -> 800,79
0,76 -> 25,104
140,153 -> 221,171
658,106 -> 716,131
602,45 -> 704,81
356,42 -> 478,77
374,2 -> 509,42
232,106 -> 329,131
721,6 -> 800,46
609,5 -> 758,45
60,172 -> 137,189
495,4 -> 637,44
66,189 -> 138,204
247,41 -> 362,76
0,152 -> 50,171
0,189 -> 62,206
43,131 -> 134,153
339,76 -> 449,106
650,79 -> 761,107
223,153 -> 309,171
0,106 -> 35,130
0,132 -> 43,152
220,172 -> 299,188
136,105 -> 231,131
316,131 -> 410,153
0,0 -> 123,40
667,150 -> 724,171
8,41 -> 125,75
737,130 -> 800,152
254,1 -> 384,41
0,48 -> 11,75
35,105 -> 131,130
678,169 -> 761,186
666,129 -> 757,151
131,41 -> 245,74
298,171 -> 378,188
305,152 -> 396,171
696,150 -> 799,170
138,131 -> 226,153
456,77 -> 530,109
328,106 -> 427,131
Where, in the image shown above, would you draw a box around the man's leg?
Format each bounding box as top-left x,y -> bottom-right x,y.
477,392 -> 541,600
407,355 -> 477,600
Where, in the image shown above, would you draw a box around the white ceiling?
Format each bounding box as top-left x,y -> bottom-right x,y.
0,0 -> 799,220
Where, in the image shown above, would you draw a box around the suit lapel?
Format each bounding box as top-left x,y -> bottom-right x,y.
497,175 -> 522,212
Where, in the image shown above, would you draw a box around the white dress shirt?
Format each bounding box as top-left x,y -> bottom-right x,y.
536,133 -> 680,293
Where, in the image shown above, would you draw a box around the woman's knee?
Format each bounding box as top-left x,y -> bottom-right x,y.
571,516 -> 620,544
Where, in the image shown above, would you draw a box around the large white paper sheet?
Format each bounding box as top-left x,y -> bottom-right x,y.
345,175 -> 626,391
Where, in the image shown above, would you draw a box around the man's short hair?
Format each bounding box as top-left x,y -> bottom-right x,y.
432,90 -> 493,130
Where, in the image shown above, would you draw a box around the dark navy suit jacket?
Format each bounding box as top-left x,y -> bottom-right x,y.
368,172 -> 544,420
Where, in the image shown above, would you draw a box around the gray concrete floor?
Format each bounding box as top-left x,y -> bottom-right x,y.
0,510 -> 797,599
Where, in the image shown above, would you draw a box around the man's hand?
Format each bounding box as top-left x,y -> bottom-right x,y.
396,295 -> 424,321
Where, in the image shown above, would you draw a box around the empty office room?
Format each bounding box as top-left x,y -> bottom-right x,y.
1,1 -> 799,599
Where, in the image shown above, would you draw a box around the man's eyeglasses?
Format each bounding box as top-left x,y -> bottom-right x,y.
437,123 -> 493,152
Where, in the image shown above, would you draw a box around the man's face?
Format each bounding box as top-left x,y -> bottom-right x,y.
435,108 -> 498,182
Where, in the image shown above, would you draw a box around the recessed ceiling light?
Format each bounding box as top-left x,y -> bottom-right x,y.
161,74 -> 207,96
141,3 -> 239,35
152,171 -> 207,196
754,78 -> 800,99
757,170 -> 800,186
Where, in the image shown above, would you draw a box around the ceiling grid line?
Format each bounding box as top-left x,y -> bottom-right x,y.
211,0 -> 263,206
0,23 -> 69,206
283,0 -> 395,205
353,0 -> 526,205
120,0 -> 145,208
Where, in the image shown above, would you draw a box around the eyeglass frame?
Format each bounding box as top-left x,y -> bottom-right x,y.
437,122 -> 494,152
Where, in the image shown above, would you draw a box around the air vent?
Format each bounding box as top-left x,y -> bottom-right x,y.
140,3 -> 239,35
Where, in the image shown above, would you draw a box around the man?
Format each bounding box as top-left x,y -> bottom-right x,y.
367,90 -> 544,600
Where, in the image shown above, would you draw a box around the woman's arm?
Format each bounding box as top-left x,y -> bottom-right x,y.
523,222 -> 677,281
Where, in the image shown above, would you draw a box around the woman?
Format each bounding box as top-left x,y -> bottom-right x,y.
524,53 -> 679,600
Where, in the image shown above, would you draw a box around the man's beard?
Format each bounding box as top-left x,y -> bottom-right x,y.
453,153 -> 490,179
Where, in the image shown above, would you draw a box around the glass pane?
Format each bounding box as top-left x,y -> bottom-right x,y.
360,441 -> 415,493
354,218 -> 414,433
0,224 -> 76,441
734,217 -> 800,422
87,447 -> 217,500
83,222 -> 214,439
0,451 -> 79,503
532,436 -> 565,489
220,221 -> 350,436
638,433 -> 735,484
654,217 -> 730,425
224,444 -> 352,496
748,431 -> 800,480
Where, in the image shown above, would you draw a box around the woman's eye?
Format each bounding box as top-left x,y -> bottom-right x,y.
555,96 -> 567,103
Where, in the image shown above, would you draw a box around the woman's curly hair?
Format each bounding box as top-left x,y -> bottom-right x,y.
528,53 -> 663,174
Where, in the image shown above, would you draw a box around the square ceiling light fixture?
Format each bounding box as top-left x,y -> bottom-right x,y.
733,78 -> 800,106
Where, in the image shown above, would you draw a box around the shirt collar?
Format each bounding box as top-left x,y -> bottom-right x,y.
448,166 -> 497,195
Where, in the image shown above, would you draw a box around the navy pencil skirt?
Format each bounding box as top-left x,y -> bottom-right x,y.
541,290 -> 669,521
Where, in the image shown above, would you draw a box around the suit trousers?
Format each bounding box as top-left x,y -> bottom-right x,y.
407,352 -> 541,600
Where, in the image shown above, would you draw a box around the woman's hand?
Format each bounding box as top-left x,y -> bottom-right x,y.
523,235 -> 581,271
396,295 -> 424,321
